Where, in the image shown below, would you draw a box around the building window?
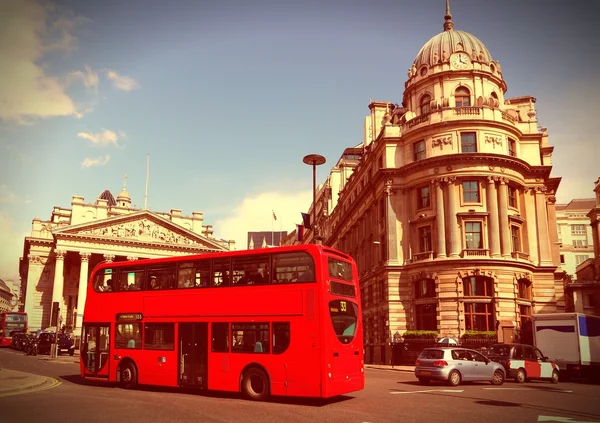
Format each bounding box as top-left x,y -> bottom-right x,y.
462,181 -> 480,203
464,303 -> 494,331
420,94 -> 431,115
465,222 -> 483,249
585,293 -> 597,308
508,186 -> 517,208
413,140 -> 426,161
455,86 -> 471,107
519,304 -> 532,328
415,278 -> 436,299
461,132 -> 477,152
511,225 -> 521,253
378,155 -> 383,169
571,225 -> 586,235
417,186 -> 430,209
508,138 -> 516,157
576,255 -> 590,266
517,279 -> 532,300
415,304 -> 437,331
418,226 -> 433,253
560,254 -> 565,264
573,239 -> 588,248
463,276 -> 493,297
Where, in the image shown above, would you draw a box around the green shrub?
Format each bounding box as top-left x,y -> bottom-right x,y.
402,330 -> 438,339
461,330 -> 497,340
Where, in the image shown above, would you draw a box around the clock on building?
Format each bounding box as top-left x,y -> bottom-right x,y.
450,52 -> 471,70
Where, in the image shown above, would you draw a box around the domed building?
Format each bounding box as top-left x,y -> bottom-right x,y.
314,3 -> 565,364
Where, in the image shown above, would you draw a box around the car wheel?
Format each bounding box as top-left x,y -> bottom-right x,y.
241,367 -> 270,401
69,349 -> 74,356
551,370 -> 559,384
491,370 -> 505,386
516,368 -> 526,384
447,370 -> 461,387
120,362 -> 138,389
418,377 -> 430,386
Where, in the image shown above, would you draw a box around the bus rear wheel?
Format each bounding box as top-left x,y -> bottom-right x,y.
120,362 -> 138,389
242,367 -> 270,401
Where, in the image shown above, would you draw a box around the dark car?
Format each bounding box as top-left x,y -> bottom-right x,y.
487,343 -> 559,383
37,332 -> 75,356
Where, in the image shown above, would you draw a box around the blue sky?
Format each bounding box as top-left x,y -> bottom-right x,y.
0,0 -> 598,281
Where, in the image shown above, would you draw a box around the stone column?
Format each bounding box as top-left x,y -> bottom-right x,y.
446,177 -> 460,257
546,195 -> 561,266
486,177 -> 501,258
434,179 -> 447,258
592,220 -> 600,259
75,252 -> 91,329
534,186 -> 553,265
24,255 -> 44,331
385,180 -> 398,264
498,178 -> 511,258
51,249 -> 66,326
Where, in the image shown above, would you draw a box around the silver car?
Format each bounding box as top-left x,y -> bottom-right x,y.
414,347 -> 505,386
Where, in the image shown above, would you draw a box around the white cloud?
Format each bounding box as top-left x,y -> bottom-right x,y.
106,70 -> 139,92
0,185 -> 31,204
213,190 -> 312,250
77,129 -> 122,147
0,0 -> 86,124
70,64 -> 99,93
0,211 -> 28,281
81,155 -> 110,168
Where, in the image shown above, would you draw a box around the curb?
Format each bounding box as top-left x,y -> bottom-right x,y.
365,366 -> 415,373
0,376 -> 58,398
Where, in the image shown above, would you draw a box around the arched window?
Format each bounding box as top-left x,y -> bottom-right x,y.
462,276 -> 494,331
455,87 -> 471,107
420,94 -> 432,115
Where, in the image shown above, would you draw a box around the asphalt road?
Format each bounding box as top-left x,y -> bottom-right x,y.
1,348 -> 600,423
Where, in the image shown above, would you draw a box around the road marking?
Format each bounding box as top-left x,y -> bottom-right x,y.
390,389 -> 464,394
484,388 -> 573,393
0,377 -> 61,398
538,415 -> 600,423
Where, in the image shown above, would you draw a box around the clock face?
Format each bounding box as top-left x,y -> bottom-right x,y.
451,53 -> 470,69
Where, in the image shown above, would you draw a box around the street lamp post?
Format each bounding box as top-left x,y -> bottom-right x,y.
302,154 -> 326,244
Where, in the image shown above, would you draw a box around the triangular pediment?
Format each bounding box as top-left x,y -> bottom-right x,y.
52,210 -> 227,251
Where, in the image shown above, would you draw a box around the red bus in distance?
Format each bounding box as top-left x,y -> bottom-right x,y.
80,244 -> 364,400
0,312 -> 28,347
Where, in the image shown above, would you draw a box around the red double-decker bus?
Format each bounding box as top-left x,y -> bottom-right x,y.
0,311 -> 28,347
80,244 -> 363,400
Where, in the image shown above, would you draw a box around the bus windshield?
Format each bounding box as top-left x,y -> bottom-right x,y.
329,299 -> 358,344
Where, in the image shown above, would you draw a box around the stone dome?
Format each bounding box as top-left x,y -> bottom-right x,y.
117,188 -> 130,200
412,2 -> 493,70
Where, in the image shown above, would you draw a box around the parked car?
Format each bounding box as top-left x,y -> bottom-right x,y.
414,347 -> 505,386
37,332 -> 75,356
486,343 -> 559,384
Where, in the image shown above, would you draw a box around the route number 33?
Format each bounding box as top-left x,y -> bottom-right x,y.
340,301 -> 347,312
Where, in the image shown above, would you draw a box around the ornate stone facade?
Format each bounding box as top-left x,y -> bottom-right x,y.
296,5 -> 566,364
20,190 -> 234,332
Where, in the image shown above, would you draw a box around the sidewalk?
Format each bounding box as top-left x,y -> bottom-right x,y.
37,351 -> 80,363
0,368 -> 55,396
365,364 -> 415,373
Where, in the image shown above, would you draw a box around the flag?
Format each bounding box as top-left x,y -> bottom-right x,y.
301,212 -> 312,230
272,211 -> 277,221
296,224 -> 304,243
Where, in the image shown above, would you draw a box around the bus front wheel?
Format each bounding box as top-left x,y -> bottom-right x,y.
242,367 -> 270,401
120,361 -> 138,389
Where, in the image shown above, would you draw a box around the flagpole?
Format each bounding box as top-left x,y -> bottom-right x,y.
144,154 -> 150,210
271,210 -> 274,247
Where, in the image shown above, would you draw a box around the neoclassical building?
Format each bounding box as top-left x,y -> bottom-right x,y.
302,5 -> 566,364
20,187 -> 233,332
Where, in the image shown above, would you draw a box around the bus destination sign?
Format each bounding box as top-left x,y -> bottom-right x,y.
116,313 -> 143,321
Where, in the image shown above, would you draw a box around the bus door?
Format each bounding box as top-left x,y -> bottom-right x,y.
81,324 -> 111,379
178,323 -> 208,388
